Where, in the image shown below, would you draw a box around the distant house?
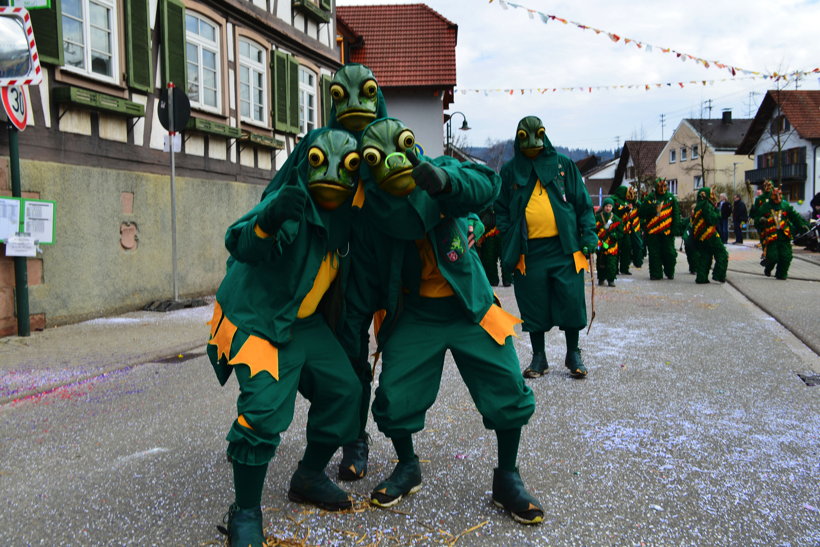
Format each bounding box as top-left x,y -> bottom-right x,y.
584,157 -> 619,206
657,111 -> 753,200
337,4 -> 457,157
610,141 -> 666,195
736,90 -> 820,211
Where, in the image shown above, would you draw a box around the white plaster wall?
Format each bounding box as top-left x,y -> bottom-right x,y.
58,107 -> 92,135
384,91 -> 443,158
210,137 -> 227,161
99,114 -> 128,143
186,135 -> 205,156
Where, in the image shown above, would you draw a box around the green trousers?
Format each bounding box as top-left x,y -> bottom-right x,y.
618,234 -> 633,273
213,314 -> 361,466
764,239 -> 793,279
372,296 -> 535,438
479,235 -> 512,286
693,237 -> 728,283
513,237 -> 587,331
630,232 -> 644,268
646,233 -> 677,279
597,251 -> 619,282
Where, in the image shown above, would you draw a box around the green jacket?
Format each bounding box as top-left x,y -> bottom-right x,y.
495,138 -> 597,271
216,129 -> 356,348
640,190 -> 682,236
341,155 -> 500,367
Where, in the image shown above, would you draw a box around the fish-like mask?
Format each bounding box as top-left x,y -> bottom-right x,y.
306,130 -> 361,210
330,65 -> 380,132
516,116 -> 546,159
360,118 -> 418,197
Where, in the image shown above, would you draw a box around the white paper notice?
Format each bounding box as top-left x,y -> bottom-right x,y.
23,199 -> 55,244
0,196 -> 22,242
5,233 -> 37,257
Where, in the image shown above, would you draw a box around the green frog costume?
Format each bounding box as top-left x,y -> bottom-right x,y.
757,187 -> 809,279
495,116 -> 597,380
612,185 -> 643,273
594,197 -> 623,287
691,187 -> 728,284
206,129 -> 364,546
340,117 -> 544,525
639,178 -> 681,280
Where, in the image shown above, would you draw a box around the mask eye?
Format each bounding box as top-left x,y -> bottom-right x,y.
397,130 -> 415,150
517,129 -> 527,141
362,147 -> 382,167
308,147 -> 325,168
329,84 -> 346,101
536,127 -> 545,138
361,79 -> 378,98
343,152 -> 361,172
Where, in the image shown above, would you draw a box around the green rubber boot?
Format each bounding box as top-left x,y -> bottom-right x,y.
523,352 -> 549,378
338,436 -> 369,481
288,461 -> 352,511
565,349 -> 588,378
370,456 -> 422,508
491,468 -> 544,525
217,503 -> 265,547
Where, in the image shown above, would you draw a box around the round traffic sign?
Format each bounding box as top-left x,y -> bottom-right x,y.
2,85 -> 28,131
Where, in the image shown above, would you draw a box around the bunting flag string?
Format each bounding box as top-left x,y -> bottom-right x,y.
488,0 -> 815,81
455,69 -> 820,95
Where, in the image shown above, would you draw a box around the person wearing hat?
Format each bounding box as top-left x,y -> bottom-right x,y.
495,116 -> 598,379
594,197 -> 623,287
611,185 -> 643,275
639,178 -> 681,280
756,187 -> 809,279
691,187 -> 728,284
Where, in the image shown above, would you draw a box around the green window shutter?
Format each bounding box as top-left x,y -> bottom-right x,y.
287,55 -> 299,133
125,0 -> 153,92
160,0 -> 186,89
320,74 -> 331,126
320,0 -> 332,12
29,0 -> 63,66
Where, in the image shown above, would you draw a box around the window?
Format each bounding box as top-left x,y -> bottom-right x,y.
770,115 -> 791,135
238,39 -> 267,125
694,175 -> 703,189
61,0 -> 118,82
667,179 -> 678,195
680,147 -> 687,161
691,145 -> 699,159
186,13 -> 221,112
298,67 -> 317,134
669,149 -> 676,163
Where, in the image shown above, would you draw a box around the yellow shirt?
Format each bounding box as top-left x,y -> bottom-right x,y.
526,180 -> 559,238
297,251 -> 339,318
415,237 -> 455,297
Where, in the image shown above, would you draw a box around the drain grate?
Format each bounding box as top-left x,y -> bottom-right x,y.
796,373 -> 820,386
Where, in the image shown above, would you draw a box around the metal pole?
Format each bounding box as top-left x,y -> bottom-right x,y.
168,83 -> 179,301
8,122 -> 30,336
445,118 -> 452,156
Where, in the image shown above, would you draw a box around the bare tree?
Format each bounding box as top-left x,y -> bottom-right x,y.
483,138 -> 511,173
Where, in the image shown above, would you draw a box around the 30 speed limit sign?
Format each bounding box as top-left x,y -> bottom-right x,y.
2,86 -> 29,131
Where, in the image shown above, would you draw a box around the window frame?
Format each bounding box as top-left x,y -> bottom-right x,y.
667,178 -> 678,195
694,175 -> 703,189
691,144 -> 699,159
669,149 -> 676,163
237,37 -> 269,127
185,11 -> 222,114
60,0 -> 120,85
298,65 -> 317,135
680,147 -> 687,161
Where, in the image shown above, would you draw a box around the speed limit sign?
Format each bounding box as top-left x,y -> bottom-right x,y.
2,86 -> 29,131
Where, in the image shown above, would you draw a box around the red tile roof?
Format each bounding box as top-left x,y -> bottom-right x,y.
737,90 -> 820,154
336,4 -> 457,88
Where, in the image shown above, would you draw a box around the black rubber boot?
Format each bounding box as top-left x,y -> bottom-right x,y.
565,349 -> 588,378
288,461 -> 352,511
370,457 -> 422,508
217,503 -> 265,547
607,280 -> 615,287
338,436 -> 369,481
523,352 -> 549,378
491,468 -> 544,525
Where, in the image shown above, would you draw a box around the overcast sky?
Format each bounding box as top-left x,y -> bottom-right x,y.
336,0 -> 820,151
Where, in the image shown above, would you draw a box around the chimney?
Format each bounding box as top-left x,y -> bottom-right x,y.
722,109 -> 732,124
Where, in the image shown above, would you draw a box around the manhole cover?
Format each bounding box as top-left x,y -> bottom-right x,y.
796,373 -> 820,386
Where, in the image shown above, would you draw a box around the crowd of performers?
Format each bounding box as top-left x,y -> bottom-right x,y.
204,64 -> 811,545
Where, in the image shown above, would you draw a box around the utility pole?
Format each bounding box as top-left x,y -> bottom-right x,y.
703,99 -> 713,118
659,114 -> 666,140
615,136 -> 620,151
746,92 -> 760,117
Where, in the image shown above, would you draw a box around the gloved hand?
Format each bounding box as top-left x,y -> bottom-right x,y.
257,185 -> 307,234
582,246 -> 590,256
406,149 -> 450,195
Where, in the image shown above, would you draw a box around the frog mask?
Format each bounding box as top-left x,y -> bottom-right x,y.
655,178 -> 668,195
516,116 -> 547,159
306,130 -> 361,210
360,118 -> 417,197
330,65 -> 380,132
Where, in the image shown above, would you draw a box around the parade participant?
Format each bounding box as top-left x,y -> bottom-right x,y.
477,206 -> 512,287
611,185 -> 643,274
495,116 -> 597,380
341,117 -> 543,525
639,178 -> 680,280
594,197 -> 623,287
750,180 -> 775,265
691,187 -> 728,284
206,129 -> 364,546
757,187 -> 809,279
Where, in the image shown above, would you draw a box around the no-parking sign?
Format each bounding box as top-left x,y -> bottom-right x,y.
2,85 -> 28,131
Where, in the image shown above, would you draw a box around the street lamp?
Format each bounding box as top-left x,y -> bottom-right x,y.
445,111 -> 471,157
